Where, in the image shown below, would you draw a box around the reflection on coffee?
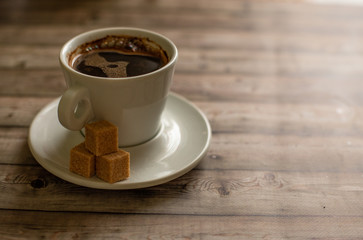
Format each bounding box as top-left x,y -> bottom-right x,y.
70,35 -> 169,78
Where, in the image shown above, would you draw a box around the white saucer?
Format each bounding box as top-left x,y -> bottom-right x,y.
28,92 -> 211,190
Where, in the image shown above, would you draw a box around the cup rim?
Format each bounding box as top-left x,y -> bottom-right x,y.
59,27 -> 178,80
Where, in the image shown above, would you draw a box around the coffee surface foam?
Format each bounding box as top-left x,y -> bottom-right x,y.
70,35 -> 168,78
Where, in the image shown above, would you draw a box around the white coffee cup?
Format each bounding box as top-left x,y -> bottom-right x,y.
58,27 -> 178,147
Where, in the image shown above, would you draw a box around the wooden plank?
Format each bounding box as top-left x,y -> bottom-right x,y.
0,128 -> 36,165
2,126 -> 363,173
200,133 -> 363,172
2,25 -> 363,58
176,49 -> 363,78
2,0 -> 363,32
0,97 -> 53,127
1,95 -> 362,134
1,93 -> 362,138
172,74 -> 363,105
0,46 -> 59,70
1,209 -> 363,239
1,165 -> 363,216
2,45 -> 363,81
0,70 -> 65,97
1,69 -> 363,107
197,101 -> 363,136
2,0 -> 363,15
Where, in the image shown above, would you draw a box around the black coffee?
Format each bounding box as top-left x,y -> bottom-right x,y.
70,35 -> 168,78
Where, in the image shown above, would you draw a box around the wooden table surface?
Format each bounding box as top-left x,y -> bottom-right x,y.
2,0 -> 363,239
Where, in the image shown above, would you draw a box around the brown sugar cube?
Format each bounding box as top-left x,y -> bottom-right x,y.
85,120 -> 118,156
70,142 -> 95,178
96,149 -> 130,183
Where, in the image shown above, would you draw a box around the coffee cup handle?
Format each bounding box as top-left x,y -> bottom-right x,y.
57,85 -> 94,130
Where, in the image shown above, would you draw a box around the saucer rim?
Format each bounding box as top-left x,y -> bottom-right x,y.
28,92 -> 212,190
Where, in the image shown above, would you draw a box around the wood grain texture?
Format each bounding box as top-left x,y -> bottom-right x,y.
1,0 -> 363,239
1,166 -> 363,218
1,209 -> 363,240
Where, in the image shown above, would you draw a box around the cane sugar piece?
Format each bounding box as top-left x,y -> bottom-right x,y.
96,149 -> 130,183
85,120 -> 118,156
70,142 -> 95,178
